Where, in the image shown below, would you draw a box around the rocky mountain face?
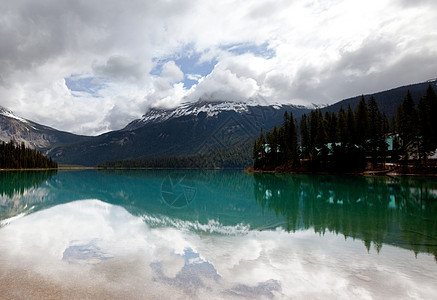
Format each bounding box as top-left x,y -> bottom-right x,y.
123,100 -> 302,130
0,106 -> 89,150
48,101 -> 311,166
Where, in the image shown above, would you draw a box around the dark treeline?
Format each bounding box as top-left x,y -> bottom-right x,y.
253,84 -> 437,172
98,143 -> 252,169
0,140 -> 57,169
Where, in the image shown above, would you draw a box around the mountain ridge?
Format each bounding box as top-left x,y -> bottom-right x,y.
323,79 -> 437,116
123,99 -> 307,131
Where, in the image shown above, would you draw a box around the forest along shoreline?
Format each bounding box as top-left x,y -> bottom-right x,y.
251,85 -> 437,176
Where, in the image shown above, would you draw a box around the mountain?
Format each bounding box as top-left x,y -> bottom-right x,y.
46,79 -> 437,167
123,100 -> 289,130
323,79 -> 437,117
48,101 -> 311,166
2,79 -> 435,167
0,106 -> 90,149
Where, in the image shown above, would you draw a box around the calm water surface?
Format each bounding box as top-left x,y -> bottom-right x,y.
0,170 -> 436,299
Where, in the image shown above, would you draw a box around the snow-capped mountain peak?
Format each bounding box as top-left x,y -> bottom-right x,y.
123,99 -> 295,131
145,101 -> 251,121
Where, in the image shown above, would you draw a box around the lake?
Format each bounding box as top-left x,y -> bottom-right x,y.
0,170 -> 436,299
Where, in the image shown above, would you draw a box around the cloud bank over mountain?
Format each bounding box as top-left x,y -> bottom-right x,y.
0,0 -> 436,135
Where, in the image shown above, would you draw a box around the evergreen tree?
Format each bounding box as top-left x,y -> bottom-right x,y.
417,84 -> 437,164
315,110 -> 327,148
368,96 -> 384,167
266,126 -> 281,166
300,114 -> 310,159
309,110 -> 319,153
327,112 -> 338,143
355,95 -> 369,147
288,112 -> 299,167
397,90 -> 418,162
337,107 -> 348,145
346,105 -> 356,145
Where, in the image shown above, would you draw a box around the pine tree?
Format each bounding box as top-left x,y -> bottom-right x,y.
315,110 -> 327,148
417,84 -> 437,164
355,95 -> 369,147
346,105 -> 355,146
368,96 -> 384,168
300,114 -> 310,159
288,112 -> 299,167
397,90 -> 418,163
327,112 -> 338,143
337,107 -> 348,145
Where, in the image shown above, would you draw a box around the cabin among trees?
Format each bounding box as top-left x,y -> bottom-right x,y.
0,140 -> 57,169
253,84 -> 437,173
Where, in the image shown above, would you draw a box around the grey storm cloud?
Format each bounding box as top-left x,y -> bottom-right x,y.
93,56 -> 150,86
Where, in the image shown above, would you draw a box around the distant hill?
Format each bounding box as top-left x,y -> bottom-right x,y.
323,79 -> 437,117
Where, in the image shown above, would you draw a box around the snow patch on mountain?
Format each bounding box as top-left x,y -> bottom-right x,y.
0,106 -> 29,124
123,99 -> 308,131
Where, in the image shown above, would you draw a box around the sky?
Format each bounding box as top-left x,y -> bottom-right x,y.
0,0 -> 436,135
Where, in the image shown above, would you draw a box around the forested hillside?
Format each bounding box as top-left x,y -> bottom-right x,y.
253,84 -> 437,173
0,141 -> 57,169
97,143 -> 252,169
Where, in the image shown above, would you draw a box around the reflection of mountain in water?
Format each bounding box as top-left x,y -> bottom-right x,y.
0,171 -> 57,220
253,173 -> 437,259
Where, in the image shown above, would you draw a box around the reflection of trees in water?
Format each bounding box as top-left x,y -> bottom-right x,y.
254,174 -> 437,259
0,171 -> 57,220
0,171 -> 57,198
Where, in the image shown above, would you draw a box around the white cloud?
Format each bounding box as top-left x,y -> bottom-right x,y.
186,74 -> 202,81
186,65 -> 259,103
0,0 -> 436,134
146,61 -> 187,109
160,61 -> 184,83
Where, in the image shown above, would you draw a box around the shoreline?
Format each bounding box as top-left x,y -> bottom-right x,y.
0,166 -> 435,176
245,166 -> 437,177
0,168 -> 59,172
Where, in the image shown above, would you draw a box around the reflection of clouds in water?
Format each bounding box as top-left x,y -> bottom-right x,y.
0,187 -> 49,221
0,200 -> 436,299
62,239 -> 113,265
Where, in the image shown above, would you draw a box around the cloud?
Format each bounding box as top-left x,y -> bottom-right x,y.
147,61 -> 186,109
186,74 -> 202,81
93,56 -> 150,86
160,61 -> 184,83
0,0 -> 436,134
186,63 -> 259,103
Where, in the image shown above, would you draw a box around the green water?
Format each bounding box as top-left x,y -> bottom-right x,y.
0,170 -> 436,299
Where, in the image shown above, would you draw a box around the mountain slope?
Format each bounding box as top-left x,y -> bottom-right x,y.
0,106 -> 90,149
323,79 -> 437,116
48,101 -> 311,166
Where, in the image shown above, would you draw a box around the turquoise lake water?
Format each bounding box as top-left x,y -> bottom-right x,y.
0,170 -> 436,299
